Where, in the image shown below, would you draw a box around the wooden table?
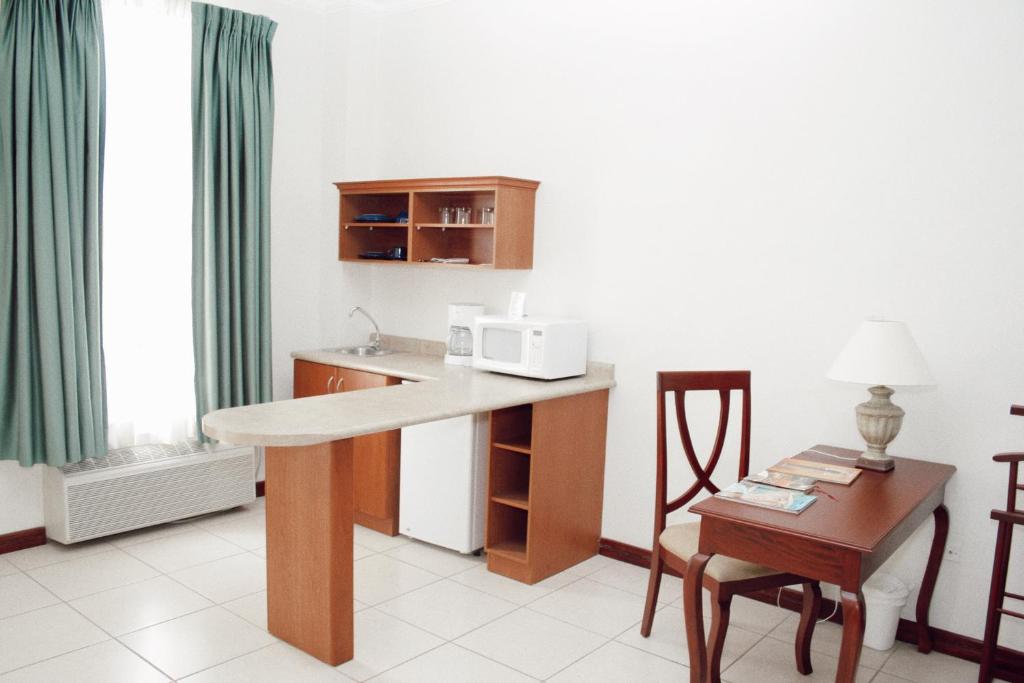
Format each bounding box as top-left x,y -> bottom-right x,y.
683,445 -> 955,683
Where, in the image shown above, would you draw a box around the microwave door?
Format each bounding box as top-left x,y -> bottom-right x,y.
481,325 -> 525,370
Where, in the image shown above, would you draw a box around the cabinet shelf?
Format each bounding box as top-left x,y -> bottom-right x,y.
491,490 -> 530,511
339,258 -> 493,269
415,223 -> 494,230
487,539 -> 527,563
344,223 -> 408,229
493,440 -> 531,455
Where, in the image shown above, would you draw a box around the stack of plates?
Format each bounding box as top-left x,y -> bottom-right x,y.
355,213 -> 392,223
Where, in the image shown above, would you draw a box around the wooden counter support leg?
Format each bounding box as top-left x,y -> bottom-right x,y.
837,590 -> 865,683
265,440 -> 354,665
916,504 -> 949,653
684,552 -> 712,683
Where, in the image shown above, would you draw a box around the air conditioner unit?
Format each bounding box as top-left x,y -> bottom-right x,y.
43,441 -> 257,544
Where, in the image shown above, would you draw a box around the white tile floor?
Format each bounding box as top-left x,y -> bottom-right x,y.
0,499 -> 980,682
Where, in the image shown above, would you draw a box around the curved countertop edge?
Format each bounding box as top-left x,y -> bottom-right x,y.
202,350 -> 615,447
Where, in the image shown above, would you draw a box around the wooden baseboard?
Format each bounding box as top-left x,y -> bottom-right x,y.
256,480 -> 266,497
599,537 -> 1024,682
0,526 -> 46,555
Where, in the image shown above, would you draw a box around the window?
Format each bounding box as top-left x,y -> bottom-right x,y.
102,0 -> 195,447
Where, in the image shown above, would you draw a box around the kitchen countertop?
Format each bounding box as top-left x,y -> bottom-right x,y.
201,348 -> 615,447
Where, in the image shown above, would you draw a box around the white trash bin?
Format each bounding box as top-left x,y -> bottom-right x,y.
862,573 -> 911,651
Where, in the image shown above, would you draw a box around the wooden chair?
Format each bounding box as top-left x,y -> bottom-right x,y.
979,404 -> 1024,683
640,370 -> 821,682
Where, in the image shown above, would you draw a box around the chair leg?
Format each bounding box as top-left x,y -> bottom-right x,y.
979,522 -> 1012,683
641,544 -> 664,637
795,581 -> 821,675
708,585 -> 732,683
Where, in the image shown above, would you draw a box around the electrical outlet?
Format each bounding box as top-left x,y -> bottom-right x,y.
944,542 -> 962,563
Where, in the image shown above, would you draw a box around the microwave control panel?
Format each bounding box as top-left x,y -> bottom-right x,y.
529,330 -> 544,371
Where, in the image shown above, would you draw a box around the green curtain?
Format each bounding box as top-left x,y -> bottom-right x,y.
0,0 -> 108,466
191,3 -> 275,436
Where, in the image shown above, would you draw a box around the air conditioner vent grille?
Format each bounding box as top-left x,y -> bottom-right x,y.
60,441 -> 214,474
44,441 -> 257,544
66,458 -> 254,540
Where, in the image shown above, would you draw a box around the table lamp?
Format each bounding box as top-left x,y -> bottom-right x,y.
826,319 -> 934,472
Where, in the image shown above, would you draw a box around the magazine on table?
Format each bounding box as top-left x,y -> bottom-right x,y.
714,481 -> 817,514
743,469 -> 816,492
768,457 -> 861,485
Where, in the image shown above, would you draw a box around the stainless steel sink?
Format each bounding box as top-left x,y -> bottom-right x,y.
326,345 -> 397,357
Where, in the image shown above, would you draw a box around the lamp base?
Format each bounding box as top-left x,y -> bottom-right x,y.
856,453 -> 896,472
853,385 -> 904,473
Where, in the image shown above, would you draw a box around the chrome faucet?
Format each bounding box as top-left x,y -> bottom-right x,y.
349,306 -> 382,350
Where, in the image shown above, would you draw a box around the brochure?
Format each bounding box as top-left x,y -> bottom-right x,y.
744,469 -> 816,492
768,458 -> 861,486
714,481 -> 817,514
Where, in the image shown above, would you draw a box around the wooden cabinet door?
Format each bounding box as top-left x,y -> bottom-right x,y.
293,359 -> 340,398
336,367 -> 402,535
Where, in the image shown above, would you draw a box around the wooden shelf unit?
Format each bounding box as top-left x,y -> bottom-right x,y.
335,177 -> 539,269
485,390 -> 610,584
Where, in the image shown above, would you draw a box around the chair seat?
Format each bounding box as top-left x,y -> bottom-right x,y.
660,522 -> 783,583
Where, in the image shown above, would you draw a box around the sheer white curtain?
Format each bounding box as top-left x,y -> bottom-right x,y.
102,0 -> 195,447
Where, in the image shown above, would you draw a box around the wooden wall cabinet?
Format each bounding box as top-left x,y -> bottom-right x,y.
485,390 -> 610,584
293,359 -> 401,535
335,176 -> 540,270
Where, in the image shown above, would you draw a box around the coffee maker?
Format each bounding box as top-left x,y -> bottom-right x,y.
445,303 -> 485,366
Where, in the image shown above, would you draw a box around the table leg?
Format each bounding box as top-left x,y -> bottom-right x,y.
837,590 -> 865,683
684,553 -> 712,683
265,439 -> 354,665
916,504 -> 949,653
796,581 -> 822,675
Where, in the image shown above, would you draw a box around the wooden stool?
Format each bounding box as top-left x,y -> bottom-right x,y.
979,404 -> 1024,683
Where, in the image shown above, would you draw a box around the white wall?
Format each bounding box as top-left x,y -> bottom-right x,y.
322,0 -> 1024,646
0,464 -> 43,534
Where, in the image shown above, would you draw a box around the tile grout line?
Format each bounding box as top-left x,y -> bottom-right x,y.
2,517 -> 264,678
450,578 -> 611,681
6,570 -> 174,681
366,574 -> 524,648
41,568 -> 180,681
7,544 -> 121,573
0,568 -> 61,620
356,567 -> 595,682
538,628 -> 615,680
168,640 -> 281,682
448,641 -> 544,682
0,510 -> 269,678
359,637 -> 452,682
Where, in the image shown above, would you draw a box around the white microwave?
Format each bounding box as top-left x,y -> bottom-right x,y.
472,315 -> 588,380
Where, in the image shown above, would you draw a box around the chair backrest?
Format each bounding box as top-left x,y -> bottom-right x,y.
653,370 -> 751,533
995,404 -> 1024,515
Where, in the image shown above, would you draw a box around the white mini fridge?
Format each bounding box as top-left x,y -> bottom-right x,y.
399,411 -> 489,554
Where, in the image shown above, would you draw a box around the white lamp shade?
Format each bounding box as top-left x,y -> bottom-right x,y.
827,319 -> 935,387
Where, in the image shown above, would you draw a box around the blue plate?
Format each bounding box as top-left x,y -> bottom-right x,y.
355,213 -> 391,223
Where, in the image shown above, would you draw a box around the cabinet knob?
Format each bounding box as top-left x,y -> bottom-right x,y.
335,377 -> 344,392
327,376 -> 335,393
